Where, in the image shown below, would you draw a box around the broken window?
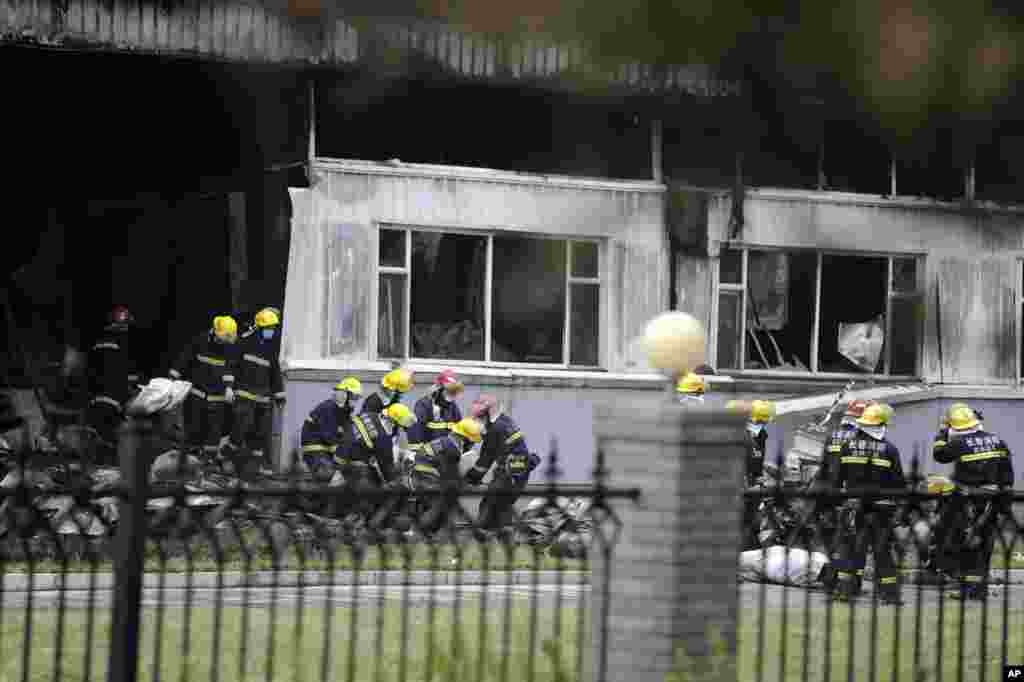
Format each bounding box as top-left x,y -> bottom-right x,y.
716,248 -> 921,375
378,228 -> 601,366
745,251 -> 816,371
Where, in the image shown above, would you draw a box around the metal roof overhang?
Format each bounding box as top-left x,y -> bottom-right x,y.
0,0 -> 745,99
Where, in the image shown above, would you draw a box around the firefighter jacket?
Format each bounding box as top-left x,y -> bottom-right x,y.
413,434 -> 464,481
170,332 -> 235,400
300,400 -> 353,456
232,333 -> 284,403
810,422 -> 860,497
831,431 -> 906,493
931,427 -> 952,460
745,428 -> 767,482
88,326 -> 143,409
346,412 -> 398,482
407,394 -> 463,449
361,392 -> 400,416
933,429 -> 1014,488
470,413 -> 530,477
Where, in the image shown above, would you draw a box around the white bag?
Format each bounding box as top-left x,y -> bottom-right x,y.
739,546 -> 830,586
127,378 -> 193,415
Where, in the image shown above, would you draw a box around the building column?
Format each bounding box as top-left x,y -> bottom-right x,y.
227,191 -> 248,316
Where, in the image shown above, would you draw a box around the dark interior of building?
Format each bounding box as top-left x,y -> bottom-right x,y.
2,45 -> 306,387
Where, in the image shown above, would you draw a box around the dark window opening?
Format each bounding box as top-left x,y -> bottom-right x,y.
821,117 -> 892,195
317,73 -> 650,179
976,122 -> 1024,204
893,128 -> 964,201
409,233 -> 486,361
818,255 -> 888,373
744,251 -> 817,371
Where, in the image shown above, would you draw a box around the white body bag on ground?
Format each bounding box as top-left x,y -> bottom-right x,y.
739,546 -> 830,586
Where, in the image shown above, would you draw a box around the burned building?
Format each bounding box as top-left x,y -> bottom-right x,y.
4,2 -> 1024,481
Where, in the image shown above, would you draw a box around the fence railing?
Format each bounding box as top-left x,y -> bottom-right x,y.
0,416 -> 640,682
742,443 -> 1023,682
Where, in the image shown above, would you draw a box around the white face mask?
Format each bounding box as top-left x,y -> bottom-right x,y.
747,422 -> 765,436
861,425 -> 887,441
334,391 -> 350,408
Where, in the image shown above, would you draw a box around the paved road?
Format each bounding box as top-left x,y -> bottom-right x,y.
4,581 -> 1020,611
0,583 -> 589,610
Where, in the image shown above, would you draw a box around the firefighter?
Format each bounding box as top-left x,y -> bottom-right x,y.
676,372 -> 705,404
169,315 -> 238,463
340,403 -> 416,528
225,308 -> 285,477
807,398 -> 874,588
465,395 -> 542,532
830,403 -> 906,604
407,370 -> 464,452
932,404 -> 1014,600
737,400 -> 775,551
86,305 -> 143,462
361,368 -> 414,416
300,377 -> 363,480
412,417 -> 483,536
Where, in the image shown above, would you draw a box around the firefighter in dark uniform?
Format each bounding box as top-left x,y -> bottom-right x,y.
932,404 -> 1014,600
360,368 -> 414,416
465,395 -> 541,531
731,400 -> 775,550
169,315 -> 238,462
300,377 -> 363,480
829,403 -> 906,604
412,417 -> 483,536
225,308 -> 285,477
339,403 -> 416,527
86,305 -> 143,462
408,369 -> 464,453
808,399 -> 873,590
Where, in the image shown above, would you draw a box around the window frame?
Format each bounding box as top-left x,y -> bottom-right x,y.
1018,258 -> 1023,384
713,243 -> 924,379
373,222 -> 605,369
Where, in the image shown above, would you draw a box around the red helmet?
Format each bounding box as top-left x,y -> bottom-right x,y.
845,399 -> 871,418
434,369 -> 464,397
470,394 -> 499,419
109,305 -> 133,326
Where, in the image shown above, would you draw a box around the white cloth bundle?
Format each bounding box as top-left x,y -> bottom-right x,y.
126,378 -> 193,415
738,546 -> 830,586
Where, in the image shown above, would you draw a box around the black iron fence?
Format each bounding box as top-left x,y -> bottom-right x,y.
0,416 -> 640,682
742,444 -> 1023,682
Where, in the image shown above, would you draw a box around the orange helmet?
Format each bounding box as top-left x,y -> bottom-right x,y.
845,399 -> 871,418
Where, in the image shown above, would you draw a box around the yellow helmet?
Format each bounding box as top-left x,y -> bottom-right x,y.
334,377 -> 363,395
255,308 -> 281,328
382,368 -> 414,393
856,403 -> 892,427
213,315 -> 238,342
947,405 -> 979,431
927,475 -> 956,496
751,400 -> 776,424
382,403 -> 415,429
451,417 -> 484,443
676,373 -> 705,395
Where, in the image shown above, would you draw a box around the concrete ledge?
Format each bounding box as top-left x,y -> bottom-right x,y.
0,570 -> 589,592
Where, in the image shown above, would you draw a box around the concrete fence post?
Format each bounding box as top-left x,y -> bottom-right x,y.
592,401 -> 747,681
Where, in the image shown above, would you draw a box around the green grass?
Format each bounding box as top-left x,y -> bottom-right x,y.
735,599 -> 1024,682
0,542 -> 587,574
1,591 -> 1022,681
0,599 -> 589,682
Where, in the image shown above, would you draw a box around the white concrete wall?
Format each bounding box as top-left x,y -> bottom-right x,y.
695,189 -> 1024,384
284,159 -> 670,374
